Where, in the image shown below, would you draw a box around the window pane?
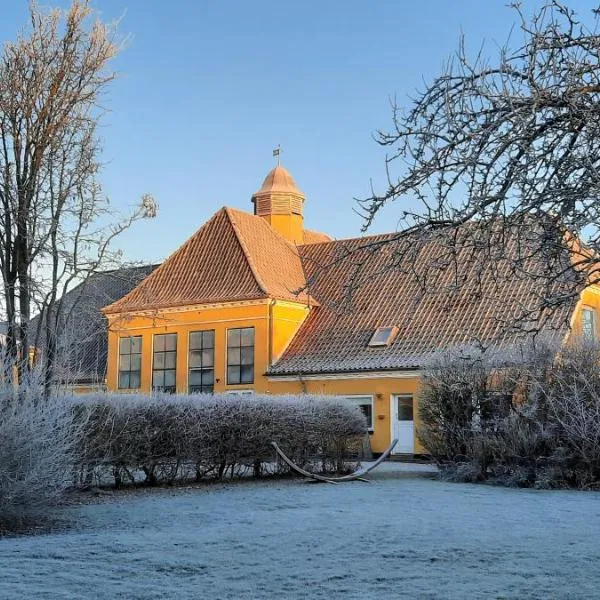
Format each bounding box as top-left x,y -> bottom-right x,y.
189,332 -> 203,350
154,335 -> 165,352
154,352 -> 165,370
202,369 -> 214,385
202,348 -> 214,367
369,326 -> 396,346
240,328 -> 254,347
583,309 -> 596,340
203,330 -> 214,348
130,354 -> 142,371
227,328 -> 241,347
164,370 -> 176,387
130,336 -> 142,354
189,350 -> 203,368
189,370 -> 203,386
228,366 -> 240,385
227,347 -> 241,366
165,334 -> 177,351
119,354 -> 131,371
397,396 -> 413,421
118,372 -> 130,389
119,338 -> 130,354
360,404 -> 373,429
164,352 -> 177,369
129,372 -> 141,389
240,365 -> 253,384
153,371 -> 164,387
241,347 -> 253,366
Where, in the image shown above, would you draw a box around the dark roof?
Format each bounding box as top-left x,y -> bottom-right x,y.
268,226 -> 577,375
31,265 -> 157,384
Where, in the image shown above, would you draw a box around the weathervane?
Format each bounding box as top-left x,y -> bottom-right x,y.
273,144 -> 281,166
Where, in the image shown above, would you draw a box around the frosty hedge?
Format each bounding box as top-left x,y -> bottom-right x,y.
73,393 -> 367,487
0,385 -> 82,530
0,391 -> 366,530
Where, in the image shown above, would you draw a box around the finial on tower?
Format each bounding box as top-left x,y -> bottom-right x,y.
272,144 -> 281,166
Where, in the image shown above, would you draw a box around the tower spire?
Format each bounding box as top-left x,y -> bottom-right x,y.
251,161 -> 305,244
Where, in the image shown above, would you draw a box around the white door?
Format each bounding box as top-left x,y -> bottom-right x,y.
391,395 -> 415,454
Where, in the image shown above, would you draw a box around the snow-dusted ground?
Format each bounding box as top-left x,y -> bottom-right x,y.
2,462 -> 600,599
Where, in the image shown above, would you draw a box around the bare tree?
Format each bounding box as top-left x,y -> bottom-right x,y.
0,2 -> 156,389
360,1 -> 600,330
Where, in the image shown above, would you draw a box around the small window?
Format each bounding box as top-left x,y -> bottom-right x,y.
153,333 -> 177,393
189,330 -> 214,394
396,395 -> 414,421
227,327 -> 254,385
368,326 -> 398,347
118,336 -> 142,389
582,308 -> 596,342
343,396 -> 374,432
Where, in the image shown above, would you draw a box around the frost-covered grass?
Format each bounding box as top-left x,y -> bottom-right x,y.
2,462 -> 600,599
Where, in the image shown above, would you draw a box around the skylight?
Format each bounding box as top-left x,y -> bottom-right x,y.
368,326 -> 398,347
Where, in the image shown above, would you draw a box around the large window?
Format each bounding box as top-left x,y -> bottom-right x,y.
227,327 -> 254,385
118,336 -> 142,389
582,308 -> 597,342
188,330 -> 215,393
343,395 -> 374,432
153,333 -> 177,393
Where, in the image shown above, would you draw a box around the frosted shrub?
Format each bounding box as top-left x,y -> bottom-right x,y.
537,343 -> 600,487
418,340 -> 600,488
0,380 -> 82,531
418,346 -> 506,470
73,393 -> 367,487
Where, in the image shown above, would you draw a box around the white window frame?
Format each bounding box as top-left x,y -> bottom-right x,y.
340,394 -> 374,432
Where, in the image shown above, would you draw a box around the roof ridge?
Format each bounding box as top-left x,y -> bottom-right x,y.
225,205 -> 306,263
224,207 -> 269,296
298,231 -> 399,249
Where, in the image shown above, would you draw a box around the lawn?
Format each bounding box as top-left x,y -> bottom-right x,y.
1,463 -> 599,599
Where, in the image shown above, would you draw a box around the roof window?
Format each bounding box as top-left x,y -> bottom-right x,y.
368,326 -> 398,347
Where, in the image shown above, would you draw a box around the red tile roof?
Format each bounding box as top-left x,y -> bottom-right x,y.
103,207 -> 313,314
269,226 -> 578,374
303,229 -> 332,245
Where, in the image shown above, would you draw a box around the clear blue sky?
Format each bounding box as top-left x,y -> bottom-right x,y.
2,1 -> 596,263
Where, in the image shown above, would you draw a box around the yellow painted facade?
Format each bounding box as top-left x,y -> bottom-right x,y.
106,297 -> 425,453
105,287 -> 600,456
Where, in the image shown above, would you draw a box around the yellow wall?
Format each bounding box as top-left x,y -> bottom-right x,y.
568,286 -> 600,341
106,299 -> 314,394
107,301 -> 273,394
270,301 -> 310,361
104,287 -> 600,456
105,298 -> 423,454
265,375 -> 424,454
263,213 -> 304,244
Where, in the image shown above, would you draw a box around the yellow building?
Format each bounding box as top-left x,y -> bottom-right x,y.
103,164 -> 600,455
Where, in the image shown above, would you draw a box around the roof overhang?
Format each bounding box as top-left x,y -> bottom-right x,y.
266,368 -> 421,381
